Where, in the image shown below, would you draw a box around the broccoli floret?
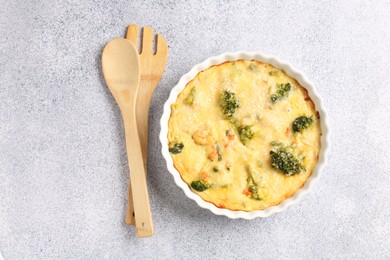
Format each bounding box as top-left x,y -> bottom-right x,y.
250,192 -> 262,201
190,180 -> 209,192
248,64 -> 258,72
237,125 -> 254,144
248,184 -> 257,193
292,116 -> 314,133
246,173 -> 262,201
270,146 -> 303,176
169,143 -> 184,154
271,83 -> 291,103
220,90 -> 240,118
184,87 -> 196,105
216,142 -> 222,161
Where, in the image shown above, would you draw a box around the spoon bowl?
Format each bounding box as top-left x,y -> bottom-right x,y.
102,38 -> 139,108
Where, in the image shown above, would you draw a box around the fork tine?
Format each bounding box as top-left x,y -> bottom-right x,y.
155,34 -> 168,56
126,24 -> 139,51
141,26 -> 153,56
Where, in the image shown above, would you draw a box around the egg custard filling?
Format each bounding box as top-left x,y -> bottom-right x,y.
168,60 -> 321,211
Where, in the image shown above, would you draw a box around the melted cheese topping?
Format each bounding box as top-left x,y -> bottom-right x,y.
168,60 -> 321,211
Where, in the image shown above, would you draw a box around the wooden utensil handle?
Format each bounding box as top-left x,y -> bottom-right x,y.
136,82 -> 153,165
122,108 -> 154,237
125,80 -> 153,225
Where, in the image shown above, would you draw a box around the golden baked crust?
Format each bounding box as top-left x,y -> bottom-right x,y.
168,60 -> 321,211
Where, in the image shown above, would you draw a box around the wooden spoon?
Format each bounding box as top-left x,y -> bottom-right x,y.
125,25 -> 168,225
102,38 -> 154,237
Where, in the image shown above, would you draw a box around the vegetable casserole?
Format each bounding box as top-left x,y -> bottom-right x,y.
168,60 -> 321,211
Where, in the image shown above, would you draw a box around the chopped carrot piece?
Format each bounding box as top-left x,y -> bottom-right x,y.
242,189 -> 252,195
285,127 -> 290,136
221,137 -> 229,148
208,148 -> 217,161
201,172 -> 208,182
228,134 -> 235,140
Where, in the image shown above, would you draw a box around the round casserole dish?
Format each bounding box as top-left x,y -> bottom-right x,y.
160,52 -> 329,219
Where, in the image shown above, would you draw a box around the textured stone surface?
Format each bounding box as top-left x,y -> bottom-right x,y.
1,0 -> 389,259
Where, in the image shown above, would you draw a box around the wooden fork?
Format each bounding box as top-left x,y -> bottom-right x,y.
125,25 -> 168,225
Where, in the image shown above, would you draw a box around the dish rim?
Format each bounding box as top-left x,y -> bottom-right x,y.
159,51 -> 330,219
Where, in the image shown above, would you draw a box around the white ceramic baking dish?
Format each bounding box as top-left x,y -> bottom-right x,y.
159,52 -> 329,219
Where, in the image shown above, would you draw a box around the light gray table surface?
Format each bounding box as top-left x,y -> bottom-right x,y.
1,1 -> 389,259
